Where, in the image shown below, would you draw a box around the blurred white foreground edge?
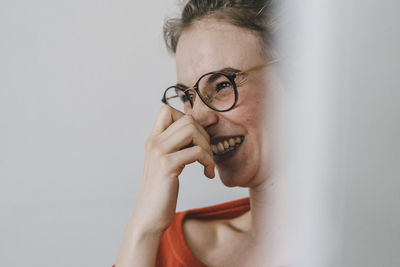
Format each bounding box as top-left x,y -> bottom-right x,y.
270,1 -> 400,266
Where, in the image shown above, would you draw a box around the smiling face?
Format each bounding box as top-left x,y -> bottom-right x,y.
176,18 -> 270,188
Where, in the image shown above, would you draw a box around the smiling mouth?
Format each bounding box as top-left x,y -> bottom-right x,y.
211,136 -> 244,156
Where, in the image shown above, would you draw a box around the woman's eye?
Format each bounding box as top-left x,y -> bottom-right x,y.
215,82 -> 232,92
179,95 -> 189,103
179,93 -> 194,103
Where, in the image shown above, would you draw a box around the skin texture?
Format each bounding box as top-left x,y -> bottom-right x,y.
175,19 -> 269,188
115,18 -> 288,267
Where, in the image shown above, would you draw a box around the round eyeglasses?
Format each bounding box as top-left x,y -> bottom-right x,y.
161,60 -> 278,113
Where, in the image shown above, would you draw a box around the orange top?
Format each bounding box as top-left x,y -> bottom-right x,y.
112,197 -> 250,267
156,197 -> 250,267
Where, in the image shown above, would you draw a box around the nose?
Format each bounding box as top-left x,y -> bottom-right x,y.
190,94 -> 218,129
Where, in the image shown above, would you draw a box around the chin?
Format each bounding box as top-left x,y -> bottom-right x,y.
215,135 -> 265,187
217,167 -> 259,188
219,176 -> 241,188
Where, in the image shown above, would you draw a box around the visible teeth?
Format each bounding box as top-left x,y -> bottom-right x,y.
217,142 -> 225,152
223,140 -> 229,149
229,138 -> 236,146
212,136 -> 244,155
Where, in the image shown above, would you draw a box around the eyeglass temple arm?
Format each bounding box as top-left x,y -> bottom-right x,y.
176,59 -> 279,95
235,59 -> 279,76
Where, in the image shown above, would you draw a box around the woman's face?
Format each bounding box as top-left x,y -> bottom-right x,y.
176,19 -> 269,188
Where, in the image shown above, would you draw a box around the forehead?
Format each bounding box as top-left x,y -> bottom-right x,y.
175,19 -> 263,85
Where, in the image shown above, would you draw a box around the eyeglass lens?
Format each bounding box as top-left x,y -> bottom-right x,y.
164,73 -> 236,113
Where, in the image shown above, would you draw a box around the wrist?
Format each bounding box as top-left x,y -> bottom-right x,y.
128,214 -> 167,238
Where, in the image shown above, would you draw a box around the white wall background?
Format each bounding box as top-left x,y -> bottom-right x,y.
0,1 -> 248,266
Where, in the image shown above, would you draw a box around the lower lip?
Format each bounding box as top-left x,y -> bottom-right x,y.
213,138 -> 244,163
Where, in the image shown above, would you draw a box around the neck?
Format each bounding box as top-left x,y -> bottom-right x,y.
248,176 -> 276,236
244,174 -> 294,266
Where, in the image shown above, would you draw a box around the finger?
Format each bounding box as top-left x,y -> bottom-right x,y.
160,115 -> 210,145
151,105 -> 184,135
159,122 -> 212,156
185,115 -> 210,143
167,146 -> 215,178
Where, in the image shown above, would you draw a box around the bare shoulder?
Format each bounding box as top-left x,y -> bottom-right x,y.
183,217 -> 220,259
182,211 -> 251,264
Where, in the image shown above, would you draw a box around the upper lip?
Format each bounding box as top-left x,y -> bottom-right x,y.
209,135 -> 243,145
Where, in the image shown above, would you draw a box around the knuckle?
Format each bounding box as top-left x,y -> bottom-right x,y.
193,145 -> 204,155
158,105 -> 172,117
184,114 -> 193,120
183,114 -> 194,124
160,104 -> 171,113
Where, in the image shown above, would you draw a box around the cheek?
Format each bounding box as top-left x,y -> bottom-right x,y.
232,85 -> 266,125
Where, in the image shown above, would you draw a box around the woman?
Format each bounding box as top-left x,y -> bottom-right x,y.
115,0 -> 279,266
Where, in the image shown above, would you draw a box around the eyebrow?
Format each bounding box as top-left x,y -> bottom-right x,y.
218,67 -> 241,74
176,67 -> 243,88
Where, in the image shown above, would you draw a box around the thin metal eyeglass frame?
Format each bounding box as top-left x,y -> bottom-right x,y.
161,59 -> 279,112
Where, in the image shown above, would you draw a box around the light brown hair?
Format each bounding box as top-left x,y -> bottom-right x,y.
163,0 -> 277,59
